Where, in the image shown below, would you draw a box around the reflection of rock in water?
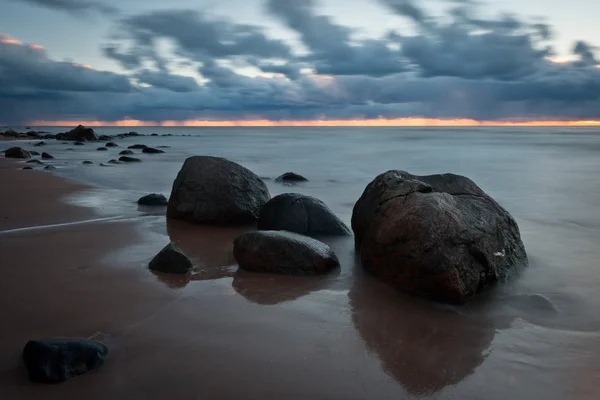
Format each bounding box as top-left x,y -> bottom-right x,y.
349,271 -> 497,396
232,269 -> 338,305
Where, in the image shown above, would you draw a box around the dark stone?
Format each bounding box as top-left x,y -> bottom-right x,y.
64,125 -> 98,141
22,166 -> 33,170
107,159 -> 122,164
26,159 -> 44,165
258,193 -> 351,237
44,165 -> 56,170
142,147 -> 165,154
99,135 -> 112,141
233,231 -> 340,275
22,338 -> 108,383
138,193 -> 169,206
26,131 -> 40,137
128,131 -> 140,136
65,148 -> 74,151
351,170 -> 528,304
119,150 -> 134,155
4,129 -> 19,137
275,172 -> 308,183
119,156 -> 142,163
149,242 -> 193,274
82,161 -> 93,165
97,147 -> 108,151
29,151 -> 40,156
105,142 -> 118,147
167,156 -> 270,225
34,141 -> 46,147
151,133 -> 159,136
128,144 -> 147,149
5,147 -> 31,159
41,152 -> 54,160
43,134 -> 56,140
56,134 -> 67,141
157,145 -> 171,149
73,141 -> 85,146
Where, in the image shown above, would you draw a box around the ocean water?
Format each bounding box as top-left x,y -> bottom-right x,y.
4,126 -> 600,398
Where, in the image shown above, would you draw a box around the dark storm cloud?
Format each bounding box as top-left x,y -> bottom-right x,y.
267,0 -> 406,76
10,0 -> 117,15
133,70 -> 200,92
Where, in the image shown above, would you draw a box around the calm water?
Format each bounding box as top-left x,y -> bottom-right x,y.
4,126 -> 600,398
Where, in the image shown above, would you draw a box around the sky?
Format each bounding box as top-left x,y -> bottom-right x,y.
1,0 -> 599,126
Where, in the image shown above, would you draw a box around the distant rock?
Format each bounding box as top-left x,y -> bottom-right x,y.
44,165 -> 56,170
26,131 -> 40,138
99,135 -> 112,141
119,156 -> 141,163
128,144 -> 147,149
167,156 -> 270,225
142,147 -> 164,154
22,166 -> 33,170
275,172 -> 308,183
65,148 -> 74,151
157,145 -> 171,149
105,142 -> 118,148
5,147 -> 31,159
128,131 -> 140,136
29,151 -> 40,156
82,161 -> 93,165
233,231 -> 340,275
258,193 -> 351,237
33,141 -> 46,147
73,141 -> 85,146
151,133 -> 159,136
42,134 -> 56,140
41,152 -> 54,160
149,242 -> 193,274
107,159 -> 122,164
22,338 -> 108,383
119,150 -> 134,155
97,147 -> 108,151
26,159 -> 44,165
138,193 -> 169,206
64,125 -> 98,141
3,129 -> 19,137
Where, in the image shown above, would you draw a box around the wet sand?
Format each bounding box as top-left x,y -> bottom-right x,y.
1,156 -> 599,399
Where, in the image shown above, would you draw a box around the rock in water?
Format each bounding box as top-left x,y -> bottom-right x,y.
5,147 -> 31,159
142,147 -> 165,154
275,172 -> 308,183
97,147 -> 108,151
167,156 -> 270,225
128,144 -> 147,149
26,159 -> 44,165
65,125 -> 98,141
233,231 -> 340,275
41,152 -> 54,160
138,193 -> 169,206
149,242 -> 193,274
119,150 -> 134,155
34,141 -> 45,147
73,141 -> 85,146
44,165 -> 56,170
82,161 -> 93,165
119,156 -> 141,163
105,142 -> 118,147
22,166 -> 33,170
352,170 -> 527,304
107,159 -> 121,165
258,193 -> 351,237
22,339 -> 108,383
30,151 -> 40,156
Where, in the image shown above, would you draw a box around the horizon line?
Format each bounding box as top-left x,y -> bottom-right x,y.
17,117 -> 600,128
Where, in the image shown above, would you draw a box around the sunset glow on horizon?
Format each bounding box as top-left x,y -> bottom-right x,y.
28,118 -> 600,128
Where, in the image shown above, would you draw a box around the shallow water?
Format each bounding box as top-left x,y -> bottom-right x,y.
4,126 -> 600,398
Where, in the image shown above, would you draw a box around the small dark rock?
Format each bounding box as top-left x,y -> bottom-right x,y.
99,135 -> 112,141
142,147 -> 165,154
138,193 -> 169,206
34,141 -> 46,147
276,172 -> 308,183
149,242 -> 193,274
82,161 -> 93,165
128,131 -> 140,136
22,166 -> 33,170
119,150 -> 134,155
128,144 -> 147,149
73,141 -> 85,146
41,152 -> 54,160
105,142 -> 118,148
26,131 -> 40,137
5,147 -> 31,159
26,159 -> 44,165
151,133 -> 159,136
119,156 -> 142,163
22,338 -> 108,383
44,165 -> 56,170
157,145 -> 171,149
97,147 -> 108,151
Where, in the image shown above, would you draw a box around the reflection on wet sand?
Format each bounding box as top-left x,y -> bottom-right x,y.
349,268 -> 497,396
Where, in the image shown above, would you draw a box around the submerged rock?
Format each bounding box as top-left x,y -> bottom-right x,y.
105,142 -> 118,148
149,242 -> 193,274
99,135 -> 112,141
34,141 -> 46,147
82,161 -> 93,165
44,165 -> 56,170
138,193 -> 168,206
142,147 -> 165,154
97,147 -> 108,151
26,159 -> 44,165
128,144 -> 147,149
119,150 -> 134,155
5,147 -> 31,159
275,172 -> 308,183
119,156 -> 141,163
167,156 -> 270,225
29,151 -> 40,156
258,193 -> 351,237
107,159 -> 121,164
352,170 -> 528,304
41,152 -> 54,160
233,231 -> 340,275
73,141 -> 85,146
22,338 -> 108,383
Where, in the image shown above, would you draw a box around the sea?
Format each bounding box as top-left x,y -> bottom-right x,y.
3,126 -> 600,399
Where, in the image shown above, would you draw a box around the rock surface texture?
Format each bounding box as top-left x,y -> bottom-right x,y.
352,170 -> 527,304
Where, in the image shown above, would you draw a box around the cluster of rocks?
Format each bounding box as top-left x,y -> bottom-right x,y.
0,125 -> 177,142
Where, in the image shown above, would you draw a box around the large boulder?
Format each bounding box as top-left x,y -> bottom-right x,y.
258,193 -> 351,237
352,170 -> 527,304
167,156 -> 270,225
5,147 -> 31,159
64,125 -> 98,141
22,339 -> 108,383
149,242 -> 193,274
233,231 -> 340,275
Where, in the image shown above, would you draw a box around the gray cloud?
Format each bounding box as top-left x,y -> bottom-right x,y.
10,0 -> 117,15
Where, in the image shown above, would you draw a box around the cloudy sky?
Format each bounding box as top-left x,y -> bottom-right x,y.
1,0 -> 599,125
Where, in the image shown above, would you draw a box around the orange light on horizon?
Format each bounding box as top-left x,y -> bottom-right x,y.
28,43 -> 45,51
0,35 -> 22,45
27,117 -> 600,128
